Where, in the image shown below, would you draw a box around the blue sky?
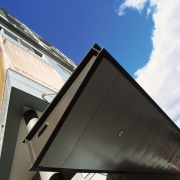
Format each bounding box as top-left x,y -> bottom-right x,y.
0,0 -> 153,77
1,0 -> 180,128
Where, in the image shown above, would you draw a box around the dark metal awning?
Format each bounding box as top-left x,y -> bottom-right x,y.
25,44 -> 180,178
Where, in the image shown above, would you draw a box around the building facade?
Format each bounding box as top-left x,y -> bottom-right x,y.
0,7 -> 107,180
0,7 -> 179,180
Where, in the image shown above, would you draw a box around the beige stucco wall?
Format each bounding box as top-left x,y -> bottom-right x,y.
0,36 -> 65,114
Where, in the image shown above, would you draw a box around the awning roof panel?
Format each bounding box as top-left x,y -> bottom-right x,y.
25,44 -> 180,177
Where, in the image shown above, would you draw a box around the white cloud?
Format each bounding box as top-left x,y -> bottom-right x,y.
146,0 -> 158,18
176,119 -> 180,128
134,0 -> 180,127
117,0 -> 180,128
118,0 -> 148,16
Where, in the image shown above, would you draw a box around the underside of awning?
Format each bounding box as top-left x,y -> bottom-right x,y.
25,44 -> 180,179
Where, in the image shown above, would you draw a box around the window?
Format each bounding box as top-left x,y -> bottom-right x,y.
3,29 -> 18,42
19,39 -> 43,57
19,39 -> 33,50
33,48 -> 42,57
0,9 -> 5,17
